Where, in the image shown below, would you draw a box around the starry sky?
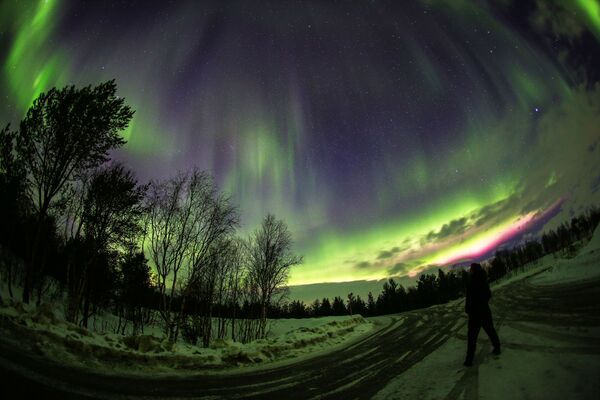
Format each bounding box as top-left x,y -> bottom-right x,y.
1,0 -> 599,287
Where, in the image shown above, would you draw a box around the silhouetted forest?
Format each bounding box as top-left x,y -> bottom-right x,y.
1,82 -> 599,347
0,81 -> 302,345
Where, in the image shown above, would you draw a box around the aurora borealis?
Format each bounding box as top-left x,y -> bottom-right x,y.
1,0 -> 599,288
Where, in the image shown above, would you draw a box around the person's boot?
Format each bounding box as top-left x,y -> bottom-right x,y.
492,346 -> 501,355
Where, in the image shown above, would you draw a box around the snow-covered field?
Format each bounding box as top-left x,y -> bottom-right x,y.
373,226 -> 600,400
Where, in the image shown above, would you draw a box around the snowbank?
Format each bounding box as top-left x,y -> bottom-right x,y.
490,252 -> 557,290
582,223 -> 600,255
530,250 -> 600,285
0,295 -> 372,374
531,225 -> 600,285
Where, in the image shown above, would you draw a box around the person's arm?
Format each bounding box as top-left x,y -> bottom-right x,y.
465,284 -> 472,314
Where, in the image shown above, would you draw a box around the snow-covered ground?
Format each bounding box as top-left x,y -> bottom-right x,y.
373,226 -> 600,400
372,327 -> 600,400
2,228 -> 599,397
0,285 -> 373,375
0,304 -> 372,374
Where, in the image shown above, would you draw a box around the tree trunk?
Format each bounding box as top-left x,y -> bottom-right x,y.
81,276 -> 91,328
172,295 -> 187,343
260,301 -> 268,339
202,310 -> 212,348
231,305 -> 236,342
23,210 -> 46,304
7,260 -> 13,298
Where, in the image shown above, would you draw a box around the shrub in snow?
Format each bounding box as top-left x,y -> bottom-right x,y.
66,325 -> 90,337
121,334 -> 164,353
209,338 -> 235,349
31,303 -> 59,325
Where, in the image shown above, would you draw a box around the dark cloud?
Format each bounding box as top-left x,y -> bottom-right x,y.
376,245 -> 406,260
474,194 -> 521,227
387,259 -> 423,275
355,261 -> 371,269
424,217 -> 470,243
377,250 -> 394,260
387,262 -> 409,275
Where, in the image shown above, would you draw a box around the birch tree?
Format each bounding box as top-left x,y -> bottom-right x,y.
247,214 -> 303,338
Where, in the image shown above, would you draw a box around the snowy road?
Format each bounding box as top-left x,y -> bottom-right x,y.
433,271 -> 600,400
1,267 -> 599,399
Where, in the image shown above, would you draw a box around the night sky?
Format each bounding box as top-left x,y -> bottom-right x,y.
1,0 -> 599,287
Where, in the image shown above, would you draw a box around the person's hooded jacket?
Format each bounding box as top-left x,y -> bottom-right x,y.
465,269 -> 492,316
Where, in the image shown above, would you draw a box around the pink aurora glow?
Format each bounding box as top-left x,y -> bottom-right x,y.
434,198 -> 564,266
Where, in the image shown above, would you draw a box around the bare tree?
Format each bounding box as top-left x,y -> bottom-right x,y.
81,163 -> 146,326
146,172 -> 192,340
65,163 -> 146,326
146,169 -> 238,342
247,214 -> 303,338
16,81 -> 133,303
177,189 -> 238,345
223,238 -> 245,342
118,251 -> 153,335
183,243 -> 223,347
238,271 -> 262,343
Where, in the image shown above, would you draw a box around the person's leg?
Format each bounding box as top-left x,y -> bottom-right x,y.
482,313 -> 501,354
465,316 -> 481,365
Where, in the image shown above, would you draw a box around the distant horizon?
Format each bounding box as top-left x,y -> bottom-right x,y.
288,206 -> 599,303
289,204 -> 572,304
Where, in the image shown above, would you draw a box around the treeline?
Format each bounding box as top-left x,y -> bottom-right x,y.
268,269 -> 467,318
0,81 -> 302,346
487,207 -> 600,281
271,206 -> 600,319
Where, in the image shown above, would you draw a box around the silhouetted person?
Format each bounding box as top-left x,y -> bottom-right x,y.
464,263 -> 500,366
